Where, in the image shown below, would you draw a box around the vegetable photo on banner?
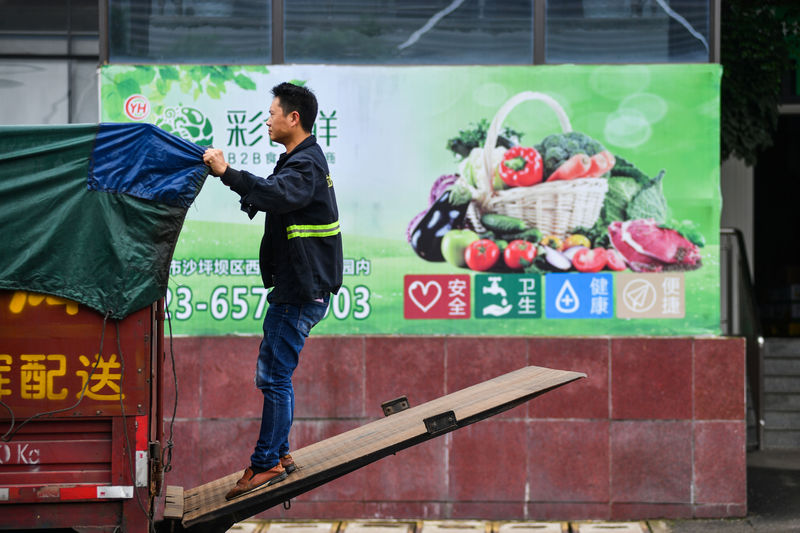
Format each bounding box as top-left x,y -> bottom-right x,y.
406,90 -> 708,275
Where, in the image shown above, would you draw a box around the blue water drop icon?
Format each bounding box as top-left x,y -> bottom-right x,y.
555,280 -> 580,313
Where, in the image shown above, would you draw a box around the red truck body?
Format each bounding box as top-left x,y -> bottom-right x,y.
0,290 -> 164,531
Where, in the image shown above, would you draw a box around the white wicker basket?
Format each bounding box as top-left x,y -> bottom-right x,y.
465,91 -> 608,239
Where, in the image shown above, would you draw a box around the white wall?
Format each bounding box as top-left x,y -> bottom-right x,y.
0,59 -> 98,125
720,156 -> 755,276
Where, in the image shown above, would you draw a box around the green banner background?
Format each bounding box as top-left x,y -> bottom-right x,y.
101,64 -> 721,336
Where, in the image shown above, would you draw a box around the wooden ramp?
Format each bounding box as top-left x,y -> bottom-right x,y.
168,365 -> 585,533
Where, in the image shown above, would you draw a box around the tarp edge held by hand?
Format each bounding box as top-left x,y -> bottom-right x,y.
0,122 -> 209,319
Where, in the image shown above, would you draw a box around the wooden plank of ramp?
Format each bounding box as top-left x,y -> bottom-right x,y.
163,485 -> 184,519
178,365 -> 585,532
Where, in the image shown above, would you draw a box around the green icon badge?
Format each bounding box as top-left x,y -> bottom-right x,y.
474,274 -> 542,319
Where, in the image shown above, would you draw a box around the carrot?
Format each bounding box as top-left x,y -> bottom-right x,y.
584,151 -> 617,177
548,153 -> 592,181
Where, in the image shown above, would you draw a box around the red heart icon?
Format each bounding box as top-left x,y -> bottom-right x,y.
407,280 -> 442,313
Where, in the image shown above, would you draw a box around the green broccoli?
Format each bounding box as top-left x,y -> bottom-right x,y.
446,119 -> 522,159
535,131 -> 608,179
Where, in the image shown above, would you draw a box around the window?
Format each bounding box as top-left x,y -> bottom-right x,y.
108,0 -> 271,63
284,0 -> 533,64
0,0 -> 99,123
546,0 -> 710,63
0,0 -> 98,56
101,0 -> 715,65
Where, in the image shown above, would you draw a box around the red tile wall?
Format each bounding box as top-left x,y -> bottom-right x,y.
163,336 -> 745,521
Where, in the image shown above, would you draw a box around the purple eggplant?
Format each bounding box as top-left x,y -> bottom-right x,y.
409,189 -> 469,262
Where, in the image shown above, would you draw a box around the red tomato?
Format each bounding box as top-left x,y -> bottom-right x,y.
504,239 -> 537,270
572,247 -> 608,273
498,146 -> 543,187
465,239 -> 500,271
605,248 -> 627,271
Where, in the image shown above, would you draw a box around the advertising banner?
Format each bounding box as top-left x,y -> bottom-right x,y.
100,64 -> 721,336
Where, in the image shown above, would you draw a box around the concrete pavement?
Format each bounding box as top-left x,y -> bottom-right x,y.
652,450 -> 800,532
231,450 -> 800,533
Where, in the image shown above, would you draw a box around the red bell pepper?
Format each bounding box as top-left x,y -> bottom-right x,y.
498,146 -> 543,187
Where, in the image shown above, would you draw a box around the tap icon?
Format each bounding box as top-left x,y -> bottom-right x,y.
482,276 -> 507,298
480,276 -> 512,317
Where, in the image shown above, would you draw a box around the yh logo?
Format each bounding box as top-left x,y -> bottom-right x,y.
124,94 -> 150,121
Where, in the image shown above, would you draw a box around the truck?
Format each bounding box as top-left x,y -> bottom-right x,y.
0,290 -> 167,531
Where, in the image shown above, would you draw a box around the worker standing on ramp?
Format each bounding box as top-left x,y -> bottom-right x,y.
203,82 -> 343,500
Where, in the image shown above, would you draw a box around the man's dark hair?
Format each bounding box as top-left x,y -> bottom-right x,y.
272,82 -> 318,133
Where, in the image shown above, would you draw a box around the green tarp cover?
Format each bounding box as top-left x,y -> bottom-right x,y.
0,123 -> 208,319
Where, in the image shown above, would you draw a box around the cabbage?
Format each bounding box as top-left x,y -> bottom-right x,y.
627,171 -> 668,224
604,176 -> 640,221
459,146 -> 507,190
429,174 -> 459,205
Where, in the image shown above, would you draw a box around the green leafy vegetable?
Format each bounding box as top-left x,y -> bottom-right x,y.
627,170 -> 668,223
447,183 -> 473,206
659,220 -> 706,247
610,156 -> 652,185
447,119 -> 522,159
604,176 -> 640,222
572,224 -> 611,249
585,162 -> 670,247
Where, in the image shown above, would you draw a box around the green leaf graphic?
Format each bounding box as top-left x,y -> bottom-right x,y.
116,78 -> 141,97
189,67 -> 208,82
159,66 -> 179,81
209,68 -> 227,86
101,85 -> 123,121
131,66 -> 156,86
233,74 -> 257,91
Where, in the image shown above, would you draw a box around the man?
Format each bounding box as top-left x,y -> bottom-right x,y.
203,82 -> 343,500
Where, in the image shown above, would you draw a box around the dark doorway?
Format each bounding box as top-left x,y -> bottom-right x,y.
754,114 -> 800,335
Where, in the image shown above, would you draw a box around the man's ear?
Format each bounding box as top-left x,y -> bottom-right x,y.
290,110 -> 301,127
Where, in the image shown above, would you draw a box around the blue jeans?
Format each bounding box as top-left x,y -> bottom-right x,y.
250,298 -> 328,469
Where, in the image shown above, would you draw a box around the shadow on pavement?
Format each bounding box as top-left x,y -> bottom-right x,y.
657,450 -> 800,532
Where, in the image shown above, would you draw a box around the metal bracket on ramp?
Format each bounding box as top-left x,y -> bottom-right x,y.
423,411 -> 457,435
381,396 -> 410,416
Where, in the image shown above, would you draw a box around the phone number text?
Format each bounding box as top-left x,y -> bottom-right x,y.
165,285 -> 370,321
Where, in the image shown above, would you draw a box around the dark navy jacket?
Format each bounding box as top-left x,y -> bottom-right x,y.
221,135 -> 343,302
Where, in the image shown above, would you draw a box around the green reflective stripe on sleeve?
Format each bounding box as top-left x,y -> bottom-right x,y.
286,220 -> 341,239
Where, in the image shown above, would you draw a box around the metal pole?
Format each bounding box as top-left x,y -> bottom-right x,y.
99,0 -> 109,65
272,0 -> 284,64
709,0 -> 720,63
533,0 -> 545,65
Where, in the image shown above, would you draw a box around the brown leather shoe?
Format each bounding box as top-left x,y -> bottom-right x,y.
281,454 -> 296,474
225,464 -> 287,500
